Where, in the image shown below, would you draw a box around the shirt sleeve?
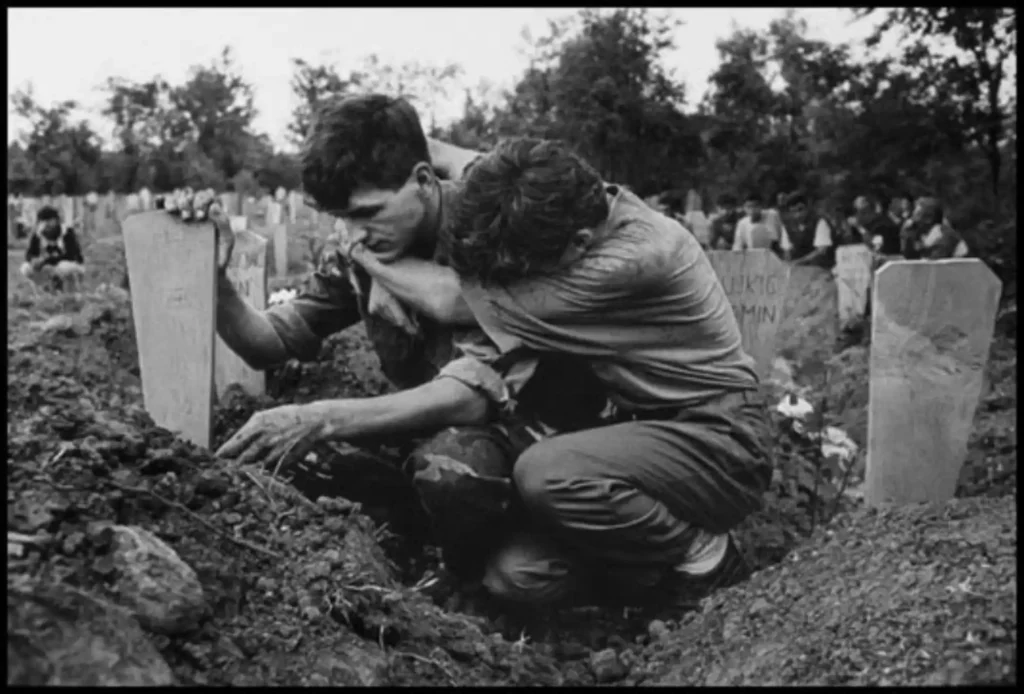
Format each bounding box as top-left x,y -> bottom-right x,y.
264,256 -> 363,362
813,219 -> 833,248
732,219 -> 746,251
62,228 -> 84,264
25,232 -> 40,262
778,222 -> 793,252
470,217 -> 678,324
434,330 -> 538,409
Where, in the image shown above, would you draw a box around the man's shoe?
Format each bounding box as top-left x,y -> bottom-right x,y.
670,533 -> 751,608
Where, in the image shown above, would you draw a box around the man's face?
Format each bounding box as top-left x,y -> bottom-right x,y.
335,174 -> 432,263
854,196 -> 872,217
38,218 -> 60,240
744,200 -> 762,221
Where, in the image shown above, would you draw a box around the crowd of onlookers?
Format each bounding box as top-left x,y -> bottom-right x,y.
649,189 -> 970,269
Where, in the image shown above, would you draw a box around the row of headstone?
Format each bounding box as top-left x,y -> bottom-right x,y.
705,250 -> 1000,510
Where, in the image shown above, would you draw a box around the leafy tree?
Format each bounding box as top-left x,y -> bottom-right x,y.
860,7 -> 1016,195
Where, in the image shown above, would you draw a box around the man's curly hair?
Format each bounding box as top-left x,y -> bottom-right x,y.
448,137 -> 608,285
300,94 -> 429,212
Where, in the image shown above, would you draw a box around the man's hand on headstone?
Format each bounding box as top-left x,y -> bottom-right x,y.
162,187 -> 235,273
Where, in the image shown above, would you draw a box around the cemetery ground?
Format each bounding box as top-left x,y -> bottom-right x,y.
7,233 -> 1017,686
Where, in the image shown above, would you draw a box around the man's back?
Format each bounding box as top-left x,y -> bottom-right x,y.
461,185 -> 759,410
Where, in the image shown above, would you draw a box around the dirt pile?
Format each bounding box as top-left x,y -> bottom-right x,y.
631,496 -> 1017,686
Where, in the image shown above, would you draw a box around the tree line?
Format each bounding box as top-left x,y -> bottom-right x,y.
7,8 -> 1016,273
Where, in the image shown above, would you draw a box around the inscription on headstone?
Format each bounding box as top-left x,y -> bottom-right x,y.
215,231 -> 268,400
707,249 -> 791,378
866,259 -> 1001,507
123,212 -> 217,448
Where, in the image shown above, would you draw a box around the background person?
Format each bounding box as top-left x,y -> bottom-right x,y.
780,192 -> 835,268
683,189 -> 712,249
732,192 -> 780,251
20,205 -> 85,292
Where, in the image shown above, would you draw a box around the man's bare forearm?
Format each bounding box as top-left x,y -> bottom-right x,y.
216,276 -> 291,370
359,255 -> 477,326
311,377 -> 491,441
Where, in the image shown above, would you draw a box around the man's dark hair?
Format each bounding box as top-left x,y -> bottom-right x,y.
744,192 -> 762,204
449,137 -> 608,285
36,206 -> 60,223
300,94 -> 429,212
717,193 -> 737,208
785,192 -> 808,209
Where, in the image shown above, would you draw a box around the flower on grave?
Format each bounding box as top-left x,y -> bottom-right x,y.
776,393 -> 814,420
269,288 -> 298,306
820,426 -> 858,466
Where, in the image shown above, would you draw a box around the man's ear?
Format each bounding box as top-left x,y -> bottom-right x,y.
412,162 -> 436,189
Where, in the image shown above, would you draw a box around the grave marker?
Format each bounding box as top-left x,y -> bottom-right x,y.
866,259 -> 1001,507
215,230 -> 268,400
139,188 -> 152,211
707,249 -> 791,378
835,245 -> 874,327
259,223 -> 288,277
59,196 -> 75,226
220,192 -> 240,216
229,216 -> 248,233
288,191 -> 300,224
123,212 -> 217,448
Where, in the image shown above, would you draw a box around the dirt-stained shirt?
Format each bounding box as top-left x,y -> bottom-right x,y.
448,184 -> 759,412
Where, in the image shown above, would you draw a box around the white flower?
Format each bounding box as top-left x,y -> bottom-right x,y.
821,426 -> 858,464
269,288 -> 298,306
776,394 -> 814,420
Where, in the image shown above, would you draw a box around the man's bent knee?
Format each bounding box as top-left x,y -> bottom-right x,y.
482,533 -> 576,604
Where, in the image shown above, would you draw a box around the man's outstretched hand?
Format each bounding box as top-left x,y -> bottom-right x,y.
216,403 -> 330,468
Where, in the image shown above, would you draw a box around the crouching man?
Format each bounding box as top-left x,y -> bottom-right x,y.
20,206 -> 86,292
349,138 -> 774,607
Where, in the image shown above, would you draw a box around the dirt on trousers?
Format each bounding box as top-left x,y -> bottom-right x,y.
6,241 -> 1017,686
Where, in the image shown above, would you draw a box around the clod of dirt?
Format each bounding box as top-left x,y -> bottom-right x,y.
590,647 -> 629,683
7,580 -> 176,686
107,525 -> 209,635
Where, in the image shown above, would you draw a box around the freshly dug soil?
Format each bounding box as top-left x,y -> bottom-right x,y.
631,496 -> 1017,686
6,242 -> 1017,686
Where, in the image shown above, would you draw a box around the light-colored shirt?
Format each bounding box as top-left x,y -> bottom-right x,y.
447,184 -> 759,412
732,216 -> 777,250
684,210 -> 712,246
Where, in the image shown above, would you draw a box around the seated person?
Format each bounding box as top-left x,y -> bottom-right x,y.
20,205 -> 85,292
849,195 -> 900,255
732,192 -> 780,251
780,193 -> 835,268
350,138 -> 774,607
708,194 -> 742,250
902,196 -> 969,260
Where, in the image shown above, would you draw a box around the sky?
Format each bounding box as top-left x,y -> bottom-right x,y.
8,7 -> 881,151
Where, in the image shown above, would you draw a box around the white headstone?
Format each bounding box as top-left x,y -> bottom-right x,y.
835,245 -> 874,327
866,259 -> 1002,507
707,249 -> 791,378
122,212 -> 217,448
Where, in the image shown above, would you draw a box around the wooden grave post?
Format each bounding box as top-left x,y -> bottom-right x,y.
263,202 -> 288,278
59,195 -> 75,228
122,211 -> 218,448
835,245 -> 874,328
706,250 -> 791,379
215,230 -> 268,400
866,259 -> 1002,507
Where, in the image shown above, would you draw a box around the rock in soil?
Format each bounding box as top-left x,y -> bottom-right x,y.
106,524 -> 209,635
7,579 -> 176,686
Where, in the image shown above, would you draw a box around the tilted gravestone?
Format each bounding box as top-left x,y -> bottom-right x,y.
123,212 -> 217,448
866,259 -> 1002,507
215,230 -> 268,400
835,245 -> 874,328
706,249 -> 791,379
